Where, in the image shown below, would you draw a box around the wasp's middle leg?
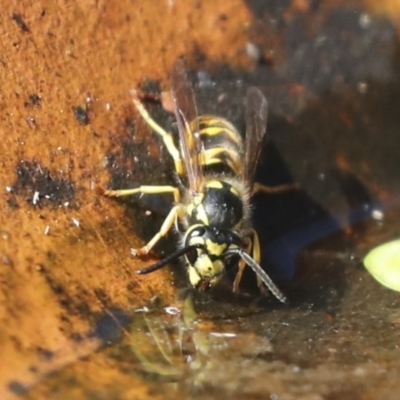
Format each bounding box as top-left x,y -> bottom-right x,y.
232,236 -> 252,293
249,229 -> 270,294
103,185 -> 180,203
232,229 -> 266,294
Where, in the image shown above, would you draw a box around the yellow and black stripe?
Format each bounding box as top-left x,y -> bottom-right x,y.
191,116 -> 244,177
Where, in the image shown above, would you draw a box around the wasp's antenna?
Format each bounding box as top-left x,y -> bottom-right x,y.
136,245 -> 203,275
225,248 -> 288,304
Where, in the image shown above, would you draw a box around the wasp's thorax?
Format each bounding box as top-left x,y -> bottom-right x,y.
183,224 -> 243,290
186,179 -> 246,228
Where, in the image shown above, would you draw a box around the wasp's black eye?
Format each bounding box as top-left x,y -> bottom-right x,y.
186,247 -> 198,265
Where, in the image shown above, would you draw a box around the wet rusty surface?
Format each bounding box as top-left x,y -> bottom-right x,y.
1,0 -> 400,399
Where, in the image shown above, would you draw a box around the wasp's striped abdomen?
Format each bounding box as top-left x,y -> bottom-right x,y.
194,116 -> 244,177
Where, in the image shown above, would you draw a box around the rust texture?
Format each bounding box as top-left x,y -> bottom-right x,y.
0,0 -> 252,397
0,0 -> 400,399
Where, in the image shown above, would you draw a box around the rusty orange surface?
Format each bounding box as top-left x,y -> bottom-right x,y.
0,0 -> 253,398
0,0 -> 400,398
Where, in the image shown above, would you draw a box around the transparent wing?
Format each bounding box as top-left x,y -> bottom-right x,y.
170,60 -> 204,192
243,87 -> 268,189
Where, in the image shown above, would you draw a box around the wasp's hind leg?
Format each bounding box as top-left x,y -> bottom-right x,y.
130,89 -> 184,177
252,182 -> 300,195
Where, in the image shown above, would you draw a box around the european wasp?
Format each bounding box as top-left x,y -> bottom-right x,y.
104,60 -> 297,303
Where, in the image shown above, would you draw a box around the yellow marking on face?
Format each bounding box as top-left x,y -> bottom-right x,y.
189,253 -> 225,288
195,255 -> 213,275
210,259 -> 224,276
187,236 -> 205,247
205,239 -> 227,256
206,180 -> 224,189
185,224 -> 203,234
188,265 -> 201,287
196,256 -> 224,276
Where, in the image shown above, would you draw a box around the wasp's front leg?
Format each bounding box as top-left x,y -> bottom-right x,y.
232,229 -> 267,294
131,204 -> 181,256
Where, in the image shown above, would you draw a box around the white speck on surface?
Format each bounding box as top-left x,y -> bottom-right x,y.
371,209 -> 384,221
210,332 -> 236,338
358,82 -> 368,94
44,225 -> 50,235
72,218 -> 80,227
5,186 -> 12,192
100,157 -> 109,169
197,71 -> 214,88
134,306 -> 149,313
164,307 -> 180,315
245,41 -> 261,61
64,202 -> 69,207
315,35 -> 327,45
32,191 -> 40,205
105,103 -> 112,111
359,13 -> 372,29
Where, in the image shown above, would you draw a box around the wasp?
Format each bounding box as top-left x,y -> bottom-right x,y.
104,60 -> 296,303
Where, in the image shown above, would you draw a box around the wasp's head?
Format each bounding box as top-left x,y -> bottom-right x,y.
183,225 -> 242,290
136,225 -> 287,303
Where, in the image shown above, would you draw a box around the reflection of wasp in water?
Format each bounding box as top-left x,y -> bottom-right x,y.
104,60 -> 296,302
130,296 -> 273,390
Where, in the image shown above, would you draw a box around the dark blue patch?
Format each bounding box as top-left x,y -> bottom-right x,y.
8,381 -> 27,395
91,308 -> 130,343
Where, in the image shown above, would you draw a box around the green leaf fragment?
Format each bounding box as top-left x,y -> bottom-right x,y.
364,239 -> 400,292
